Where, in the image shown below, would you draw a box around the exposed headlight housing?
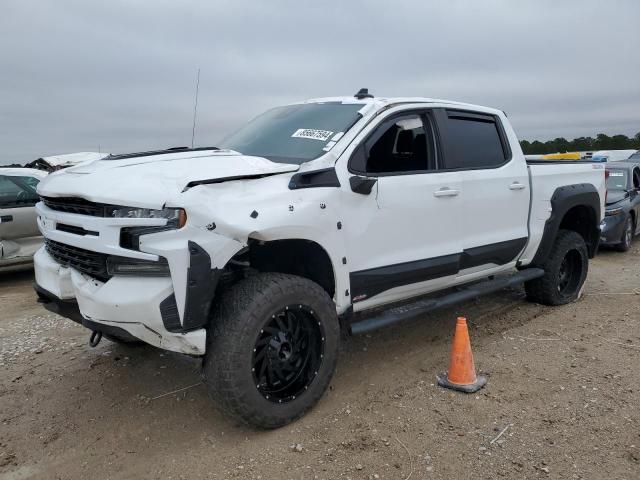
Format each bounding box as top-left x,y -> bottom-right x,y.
605,207 -> 624,216
116,208 -> 187,251
106,255 -> 170,276
110,207 -> 187,228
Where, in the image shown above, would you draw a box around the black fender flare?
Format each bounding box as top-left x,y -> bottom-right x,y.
531,183 -> 601,266
160,241 -> 222,333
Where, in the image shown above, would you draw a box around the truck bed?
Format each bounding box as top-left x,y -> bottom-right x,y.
518,161 -> 606,266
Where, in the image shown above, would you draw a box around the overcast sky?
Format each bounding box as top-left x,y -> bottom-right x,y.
1,0 -> 638,164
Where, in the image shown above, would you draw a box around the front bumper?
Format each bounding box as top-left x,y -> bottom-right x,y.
33,247 -> 206,355
600,213 -> 626,245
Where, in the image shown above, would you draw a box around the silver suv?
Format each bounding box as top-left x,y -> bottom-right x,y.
0,168 -> 47,268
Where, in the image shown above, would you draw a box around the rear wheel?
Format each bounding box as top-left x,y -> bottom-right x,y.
525,229 -> 588,306
616,216 -> 634,252
203,273 -> 339,429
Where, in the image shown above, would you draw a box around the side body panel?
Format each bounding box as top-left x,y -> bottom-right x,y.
433,108 -> 530,282
334,103 -> 534,312
520,162 -> 606,265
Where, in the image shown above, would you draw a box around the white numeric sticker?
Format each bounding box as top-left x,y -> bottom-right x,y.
291,129 -> 334,141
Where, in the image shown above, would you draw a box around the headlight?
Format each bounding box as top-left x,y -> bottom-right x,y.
605,207 -> 624,216
110,207 -> 187,228
116,208 -> 187,251
106,256 -> 170,276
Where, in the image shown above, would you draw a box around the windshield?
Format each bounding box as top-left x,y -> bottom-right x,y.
218,103 -> 363,164
606,169 -> 628,191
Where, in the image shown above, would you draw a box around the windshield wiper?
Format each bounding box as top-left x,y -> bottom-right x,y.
105,146 -> 220,161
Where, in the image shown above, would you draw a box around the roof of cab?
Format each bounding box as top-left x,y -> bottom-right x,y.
301,95 -> 503,115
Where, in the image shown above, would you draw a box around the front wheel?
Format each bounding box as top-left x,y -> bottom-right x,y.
203,273 -> 340,429
525,229 -> 588,306
616,216 -> 634,252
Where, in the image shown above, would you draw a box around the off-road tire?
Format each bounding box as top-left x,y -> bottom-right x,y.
615,215 -> 634,252
202,273 -> 340,429
525,229 -> 588,306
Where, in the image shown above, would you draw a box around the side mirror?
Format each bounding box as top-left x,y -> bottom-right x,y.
349,176 -> 377,195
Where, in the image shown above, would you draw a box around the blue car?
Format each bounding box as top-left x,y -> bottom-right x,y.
601,161 -> 640,251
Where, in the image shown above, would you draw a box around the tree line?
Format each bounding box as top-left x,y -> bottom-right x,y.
520,132 -> 640,155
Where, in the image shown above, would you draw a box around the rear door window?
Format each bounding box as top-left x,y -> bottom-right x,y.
441,110 -> 509,169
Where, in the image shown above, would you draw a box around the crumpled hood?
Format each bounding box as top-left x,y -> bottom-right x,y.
605,190 -> 629,206
37,149 -> 299,208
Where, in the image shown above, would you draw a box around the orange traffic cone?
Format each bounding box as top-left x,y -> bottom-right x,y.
437,317 -> 487,393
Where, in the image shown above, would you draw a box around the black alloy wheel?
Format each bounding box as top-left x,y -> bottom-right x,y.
557,249 -> 582,295
252,305 -> 324,403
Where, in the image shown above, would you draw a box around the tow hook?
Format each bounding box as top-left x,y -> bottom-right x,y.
89,330 -> 103,347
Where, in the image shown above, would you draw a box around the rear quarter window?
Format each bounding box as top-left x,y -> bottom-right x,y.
443,111 -> 509,169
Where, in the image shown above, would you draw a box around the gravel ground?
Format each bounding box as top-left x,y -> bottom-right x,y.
1,248 -> 639,480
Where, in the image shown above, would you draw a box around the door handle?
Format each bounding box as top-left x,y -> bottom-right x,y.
0,215 -> 13,223
433,188 -> 460,198
509,182 -> 526,191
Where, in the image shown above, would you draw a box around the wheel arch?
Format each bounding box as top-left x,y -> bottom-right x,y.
244,237 -> 337,298
532,184 -> 601,265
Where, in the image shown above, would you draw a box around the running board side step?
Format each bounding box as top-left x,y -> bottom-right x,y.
349,268 -> 545,335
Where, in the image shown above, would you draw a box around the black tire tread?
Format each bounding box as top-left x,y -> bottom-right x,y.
203,272 -> 339,429
525,229 -> 588,306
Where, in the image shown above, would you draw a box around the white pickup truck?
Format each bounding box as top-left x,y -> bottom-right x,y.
34,90 -> 606,428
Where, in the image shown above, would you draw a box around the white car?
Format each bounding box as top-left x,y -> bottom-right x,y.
591,149 -> 637,162
33,91 -> 606,427
0,168 -> 48,268
25,152 -> 109,172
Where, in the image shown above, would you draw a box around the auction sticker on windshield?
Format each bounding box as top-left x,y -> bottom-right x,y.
291,129 -> 334,141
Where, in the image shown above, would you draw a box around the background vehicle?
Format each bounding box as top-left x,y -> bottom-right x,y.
541,152 -> 582,160
591,149 -> 637,162
0,168 -> 48,268
601,161 -> 640,251
25,152 -> 108,172
33,92 -> 605,428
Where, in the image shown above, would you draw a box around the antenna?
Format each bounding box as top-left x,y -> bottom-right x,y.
191,68 -> 201,148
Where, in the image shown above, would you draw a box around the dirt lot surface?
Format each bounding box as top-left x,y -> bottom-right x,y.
1,248 -> 640,480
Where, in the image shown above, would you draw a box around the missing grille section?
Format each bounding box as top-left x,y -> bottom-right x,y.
45,238 -> 110,281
